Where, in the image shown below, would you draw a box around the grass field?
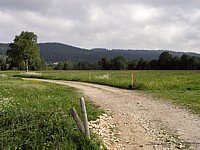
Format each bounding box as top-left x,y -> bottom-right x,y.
12,70 -> 200,115
0,75 -> 104,149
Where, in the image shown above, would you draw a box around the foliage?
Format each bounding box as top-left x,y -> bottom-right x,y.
0,55 -> 7,70
99,56 -> 127,70
0,77 -> 104,149
55,60 -> 75,70
98,52 -> 200,70
158,51 -> 173,69
98,57 -> 111,70
110,56 -> 127,70
2,42 -> 200,70
7,31 -> 44,71
13,70 -> 200,115
52,52 -> 200,71
54,61 -> 99,70
135,58 -> 147,70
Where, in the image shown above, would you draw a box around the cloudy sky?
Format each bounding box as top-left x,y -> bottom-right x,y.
0,0 -> 200,53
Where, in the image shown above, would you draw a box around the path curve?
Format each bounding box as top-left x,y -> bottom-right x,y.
24,78 -> 200,150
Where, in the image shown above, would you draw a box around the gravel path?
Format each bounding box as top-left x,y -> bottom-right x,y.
24,79 -> 200,150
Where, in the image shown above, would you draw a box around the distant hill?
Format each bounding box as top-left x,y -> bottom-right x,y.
1,42 -> 200,63
39,43 -> 166,63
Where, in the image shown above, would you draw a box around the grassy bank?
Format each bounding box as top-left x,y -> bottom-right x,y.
12,70 -> 200,115
0,75 -> 103,149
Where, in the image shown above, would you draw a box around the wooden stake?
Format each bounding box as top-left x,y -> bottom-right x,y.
134,73 -> 137,86
131,73 -> 134,88
80,97 -> 90,139
70,107 -> 85,135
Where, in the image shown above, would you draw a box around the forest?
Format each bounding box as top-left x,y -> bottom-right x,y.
54,51 -> 200,70
1,42 -> 200,70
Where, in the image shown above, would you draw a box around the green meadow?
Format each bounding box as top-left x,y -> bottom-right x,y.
14,70 -> 200,115
0,75 -> 103,149
1,70 -> 200,149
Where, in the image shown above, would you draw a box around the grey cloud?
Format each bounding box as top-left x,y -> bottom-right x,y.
0,0 -> 200,52
0,0 -> 51,12
0,0 -> 88,11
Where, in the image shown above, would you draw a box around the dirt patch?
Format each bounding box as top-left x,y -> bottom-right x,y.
23,79 -> 200,150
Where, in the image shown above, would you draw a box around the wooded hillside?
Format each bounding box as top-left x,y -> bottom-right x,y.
1,43 -> 200,63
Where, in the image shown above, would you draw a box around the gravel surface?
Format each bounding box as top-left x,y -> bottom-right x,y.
24,79 -> 200,150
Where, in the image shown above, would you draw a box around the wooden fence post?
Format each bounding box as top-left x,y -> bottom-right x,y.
131,73 -> 134,88
80,97 -> 90,139
70,107 -> 85,135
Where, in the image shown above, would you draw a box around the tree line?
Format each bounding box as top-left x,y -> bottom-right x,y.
99,52 -> 200,70
54,51 -> 200,70
2,49 -> 200,71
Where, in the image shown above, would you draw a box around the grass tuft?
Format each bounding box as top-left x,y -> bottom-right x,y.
0,77 -> 104,149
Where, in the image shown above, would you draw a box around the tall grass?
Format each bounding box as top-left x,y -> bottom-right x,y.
13,70 -> 200,115
0,76 -> 103,149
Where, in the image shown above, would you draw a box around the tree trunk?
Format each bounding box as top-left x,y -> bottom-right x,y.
25,59 -> 28,72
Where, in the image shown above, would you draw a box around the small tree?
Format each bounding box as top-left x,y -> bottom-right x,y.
64,60 -> 74,70
158,51 -> 173,70
7,31 -> 40,72
98,57 -> 111,70
0,55 -> 6,70
111,56 -> 127,70
56,62 -> 64,70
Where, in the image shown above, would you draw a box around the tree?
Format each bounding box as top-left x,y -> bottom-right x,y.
158,51 -> 173,69
127,60 -> 137,70
64,60 -> 74,70
7,31 -> 41,72
98,57 -> 111,70
136,58 -> 147,70
189,56 -> 199,70
56,61 -> 64,70
172,56 -> 181,70
111,56 -> 127,70
181,54 -> 190,70
149,59 -> 158,70
0,55 -> 6,70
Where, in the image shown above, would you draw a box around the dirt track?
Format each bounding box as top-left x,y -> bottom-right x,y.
24,79 -> 200,150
